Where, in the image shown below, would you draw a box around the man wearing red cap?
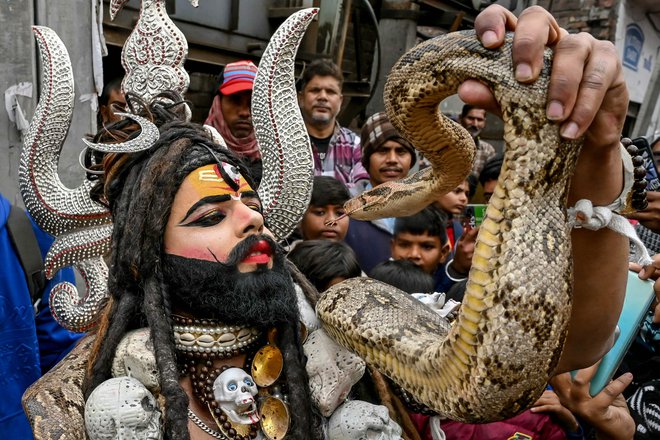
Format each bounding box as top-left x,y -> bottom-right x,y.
205,60 -> 262,184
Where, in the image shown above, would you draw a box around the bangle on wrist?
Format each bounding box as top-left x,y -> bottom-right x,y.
445,258 -> 467,282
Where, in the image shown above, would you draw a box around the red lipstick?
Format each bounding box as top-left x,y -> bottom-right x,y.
241,240 -> 273,264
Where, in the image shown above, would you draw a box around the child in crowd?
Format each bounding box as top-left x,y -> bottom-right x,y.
287,239 -> 361,293
298,175 -> 350,241
434,178 -> 469,250
389,206 -> 455,290
370,259 -> 435,294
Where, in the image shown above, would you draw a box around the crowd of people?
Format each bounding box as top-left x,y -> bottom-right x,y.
3,3 -> 660,440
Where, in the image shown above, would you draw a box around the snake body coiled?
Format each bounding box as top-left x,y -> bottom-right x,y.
318,30 -> 583,422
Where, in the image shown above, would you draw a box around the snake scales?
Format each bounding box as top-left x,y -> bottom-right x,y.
317,30 -> 583,423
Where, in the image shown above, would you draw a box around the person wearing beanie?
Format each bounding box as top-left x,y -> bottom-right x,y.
359,111 -> 416,187
344,111 -> 416,274
205,60 -> 262,184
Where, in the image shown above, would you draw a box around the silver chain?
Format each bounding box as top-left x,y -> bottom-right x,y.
187,408 -> 228,439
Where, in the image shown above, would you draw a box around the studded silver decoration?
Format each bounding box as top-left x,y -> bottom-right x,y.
20,27 -> 112,332
83,113 -> 160,153
254,8 -> 318,240
119,0 -> 190,101
48,258 -> 109,332
110,0 -> 200,21
44,224 -> 113,277
22,7 -> 319,332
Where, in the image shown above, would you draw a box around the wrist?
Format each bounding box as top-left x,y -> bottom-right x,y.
445,259 -> 468,282
569,141 -> 623,207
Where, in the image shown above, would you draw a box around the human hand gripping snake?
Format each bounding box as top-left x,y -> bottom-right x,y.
317,30 -> 585,422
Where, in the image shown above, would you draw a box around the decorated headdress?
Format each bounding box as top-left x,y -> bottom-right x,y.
20,1 -> 318,333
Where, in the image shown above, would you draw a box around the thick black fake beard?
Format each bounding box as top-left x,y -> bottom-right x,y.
162,235 -> 300,326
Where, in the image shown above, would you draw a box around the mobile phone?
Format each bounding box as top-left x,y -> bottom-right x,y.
587,270 -> 655,396
463,204 -> 487,229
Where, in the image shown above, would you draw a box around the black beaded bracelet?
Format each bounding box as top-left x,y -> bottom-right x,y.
621,137 -> 649,211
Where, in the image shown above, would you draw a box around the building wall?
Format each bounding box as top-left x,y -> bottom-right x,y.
1,0 -> 96,205
537,0 -> 660,137
616,0 -> 660,137
0,1 -> 36,205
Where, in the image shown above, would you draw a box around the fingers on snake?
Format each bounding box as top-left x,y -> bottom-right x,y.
550,34 -> 622,140
474,4 -> 517,47
510,6 -> 563,82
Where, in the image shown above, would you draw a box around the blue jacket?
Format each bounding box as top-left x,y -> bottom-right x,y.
344,218 -> 393,275
0,194 -> 82,438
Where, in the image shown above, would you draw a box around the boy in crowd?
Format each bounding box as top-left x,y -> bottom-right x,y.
298,176 -> 350,241
390,206 -> 452,288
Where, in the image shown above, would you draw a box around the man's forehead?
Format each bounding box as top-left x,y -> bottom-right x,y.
466,109 -> 486,119
184,163 -> 254,198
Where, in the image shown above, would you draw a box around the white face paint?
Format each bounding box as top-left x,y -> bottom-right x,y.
212,367 -> 260,424
85,377 -> 162,440
328,400 -> 403,440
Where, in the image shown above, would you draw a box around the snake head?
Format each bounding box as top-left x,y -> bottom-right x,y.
337,186 -> 395,222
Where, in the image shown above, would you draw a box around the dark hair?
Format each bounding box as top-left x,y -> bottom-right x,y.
97,77 -> 125,126
84,96 -> 322,440
467,174 -> 479,199
460,104 -> 485,119
99,77 -> 124,106
479,153 -> 504,186
394,205 -> 448,244
310,176 -> 350,207
298,59 -> 344,92
370,260 -> 435,294
288,240 -> 361,292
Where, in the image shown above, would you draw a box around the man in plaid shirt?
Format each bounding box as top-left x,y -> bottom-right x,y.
298,60 -> 369,191
460,104 -> 497,177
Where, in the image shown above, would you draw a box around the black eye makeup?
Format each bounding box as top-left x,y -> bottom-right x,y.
179,192 -> 263,227
184,209 -> 227,227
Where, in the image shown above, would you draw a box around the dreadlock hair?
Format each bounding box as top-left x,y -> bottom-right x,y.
82,96 -> 323,439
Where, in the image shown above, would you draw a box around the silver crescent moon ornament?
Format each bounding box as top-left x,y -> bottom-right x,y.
254,8 -> 318,240
82,113 -> 160,153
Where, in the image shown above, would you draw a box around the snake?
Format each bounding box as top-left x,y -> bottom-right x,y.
317,30 -> 584,423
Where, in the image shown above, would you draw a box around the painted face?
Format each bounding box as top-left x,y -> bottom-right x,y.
164,163 -> 271,273
368,140 -> 412,187
298,75 -> 343,127
300,204 -> 349,241
436,180 -> 469,216
220,90 -> 253,139
391,231 -> 450,275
